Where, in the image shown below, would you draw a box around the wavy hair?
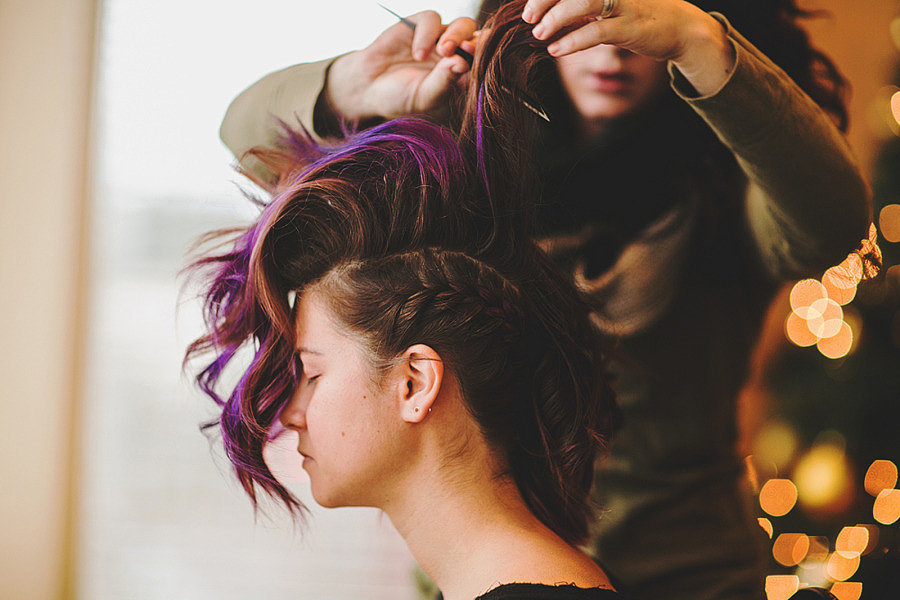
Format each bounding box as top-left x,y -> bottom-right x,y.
477,0 -> 849,129
186,3 -> 621,544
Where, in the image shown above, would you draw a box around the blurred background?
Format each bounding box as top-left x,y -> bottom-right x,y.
0,1 -> 897,599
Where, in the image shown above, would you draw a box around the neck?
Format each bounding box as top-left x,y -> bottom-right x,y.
379,435 -> 609,600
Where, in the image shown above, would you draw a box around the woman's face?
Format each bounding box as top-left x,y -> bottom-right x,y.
279,290 -> 406,509
556,44 -> 669,135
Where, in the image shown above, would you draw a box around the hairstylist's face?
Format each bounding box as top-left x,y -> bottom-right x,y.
279,290 -> 406,509
556,44 -> 669,136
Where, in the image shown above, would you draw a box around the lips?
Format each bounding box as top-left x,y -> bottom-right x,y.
588,72 -> 633,94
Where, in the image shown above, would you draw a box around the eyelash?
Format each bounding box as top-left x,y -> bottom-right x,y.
306,374 -> 320,386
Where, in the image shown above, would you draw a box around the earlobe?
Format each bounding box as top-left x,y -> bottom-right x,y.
399,344 -> 443,423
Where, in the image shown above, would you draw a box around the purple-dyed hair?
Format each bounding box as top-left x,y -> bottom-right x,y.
186,2 -> 620,545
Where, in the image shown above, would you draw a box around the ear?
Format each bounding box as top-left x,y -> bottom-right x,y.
396,344 -> 443,424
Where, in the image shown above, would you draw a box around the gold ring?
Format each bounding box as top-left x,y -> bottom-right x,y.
599,0 -> 616,18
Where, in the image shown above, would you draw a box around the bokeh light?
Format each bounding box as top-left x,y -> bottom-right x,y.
826,551 -> 860,582
829,582 -> 862,600
790,279 -> 828,319
793,443 -> 855,517
892,91 -> 900,129
822,268 -> 857,305
785,311 -> 818,347
784,252 -> 867,357
842,308 -> 863,356
816,321 -> 853,360
892,17 -> 900,50
765,575 -> 799,600
855,524 -> 880,556
760,478 -> 798,517
758,517 -> 774,539
806,298 -> 843,338
752,421 -> 800,470
772,533 -> 809,567
873,86 -> 900,137
873,488 -> 900,525
806,536 -> 830,562
880,204 -> 900,243
835,526 -> 869,558
864,460 -> 898,497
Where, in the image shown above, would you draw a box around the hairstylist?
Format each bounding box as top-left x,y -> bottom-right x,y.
217,1 -> 872,599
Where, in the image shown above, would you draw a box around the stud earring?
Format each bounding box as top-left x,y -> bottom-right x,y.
414,407 -> 420,413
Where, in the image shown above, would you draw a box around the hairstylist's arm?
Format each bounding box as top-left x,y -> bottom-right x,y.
522,0 -> 735,95
220,12 -> 477,169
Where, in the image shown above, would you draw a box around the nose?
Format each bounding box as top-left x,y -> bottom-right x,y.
579,43 -> 630,68
279,386 -> 308,431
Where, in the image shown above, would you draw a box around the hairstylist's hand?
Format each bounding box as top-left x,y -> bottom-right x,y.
522,0 -> 734,95
325,11 -> 478,122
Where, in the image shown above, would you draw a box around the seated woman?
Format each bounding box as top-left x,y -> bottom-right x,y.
186,115 -> 624,598
186,13 -> 625,594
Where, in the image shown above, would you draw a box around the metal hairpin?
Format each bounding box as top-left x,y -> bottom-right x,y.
377,3 -> 551,122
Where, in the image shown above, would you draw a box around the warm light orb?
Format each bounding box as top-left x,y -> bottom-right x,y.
892,91 -> 900,128
772,533 -> 809,566
822,268 -> 857,305
835,526 -> 869,558
753,421 -> 800,469
806,536 -> 831,562
765,575 -> 800,600
876,86 -> 900,137
830,581 -> 862,600
790,279 -> 828,319
806,298 -> 843,339
873,488 -> 900,525
864,460 -> 898,497
760,478 -> 798,517
758,517 -> 774,538
842,308 -> 863,356
785,311 -> 818,347
826,551 -> 860,582
817,321 -> 853,360
880,204 -> 900,243
793,444 -> 855,517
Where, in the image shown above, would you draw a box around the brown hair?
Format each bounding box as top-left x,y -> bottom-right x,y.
187,4 -> 623,541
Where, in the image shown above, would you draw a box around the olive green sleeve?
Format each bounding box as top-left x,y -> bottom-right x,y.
669,13 -> 871,278
219,57 -> 338,182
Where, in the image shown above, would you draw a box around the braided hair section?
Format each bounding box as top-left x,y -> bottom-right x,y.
317,247 -> 620,545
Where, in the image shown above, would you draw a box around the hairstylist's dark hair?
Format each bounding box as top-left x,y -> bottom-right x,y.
186,6 -> 622,542
477,0 -> 849,130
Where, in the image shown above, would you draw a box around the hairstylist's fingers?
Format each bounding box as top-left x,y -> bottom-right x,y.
437,17 -> 477,57
417,56 -> 467,107
407,10 -> 443,61
546,18 -> 623,56
521,0 -> 564,25
530,0 -> 609,41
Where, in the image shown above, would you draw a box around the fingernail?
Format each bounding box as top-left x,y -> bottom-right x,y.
547,42 -> 559,55
532,24 -> 545,39
522,7 -> 534,22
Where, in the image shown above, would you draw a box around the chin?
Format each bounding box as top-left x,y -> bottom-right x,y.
309,482 -> 343,508
577,97 -> 637,123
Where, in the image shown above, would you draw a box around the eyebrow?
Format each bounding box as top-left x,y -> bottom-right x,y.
296,347 -> 324,356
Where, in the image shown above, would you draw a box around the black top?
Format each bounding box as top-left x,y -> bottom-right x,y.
474,583 -> 625,599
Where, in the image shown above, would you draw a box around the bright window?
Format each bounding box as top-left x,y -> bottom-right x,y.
79,1 -> 475,598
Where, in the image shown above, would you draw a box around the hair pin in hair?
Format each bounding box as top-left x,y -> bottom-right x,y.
377,3 -> 550,123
